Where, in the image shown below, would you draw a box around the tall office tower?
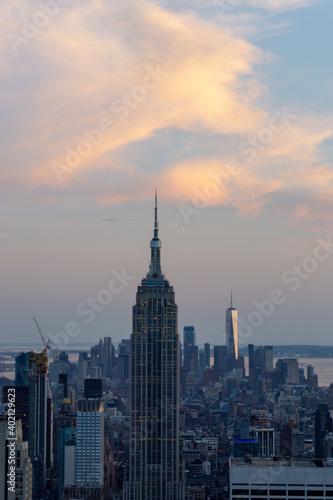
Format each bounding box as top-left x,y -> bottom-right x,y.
84,377 -> 103,399
28,351 -> 49,495
76,396 -> 105,488
15,352 -> 30,386
124,194 -> 184,500
284,358 -> 300,384
57,374 -> 68,412
68,387 -> 76,411
58,399 -> 77,500
226,292 -> 238,370
77,353 -> 88,392
315,403 -> 332,458
213,345 -> 227,376
198,349 -> 205,369
253,346 -> 274,373
264,346 -> 273,371
103,337 -> 113,379
204,343 -> 210,368
118,339 -> 131,355
183,326 -> 197,372
248,344 -> 254,371
117,353 -> 129,379
0,414 -> 32,500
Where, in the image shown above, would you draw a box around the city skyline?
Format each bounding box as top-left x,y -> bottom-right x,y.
1,0 -> 333,347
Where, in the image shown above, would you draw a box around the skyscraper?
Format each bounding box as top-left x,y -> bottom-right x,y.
57,399 -> 77,500
213,345 -> 227,376
103,337 -> 113,379
315,403 -> 332,458
226,292 -> 238,370
28,351 -> 49,496
124,194 -> 184,500
76,392 -> 105,488
183,326 -> 198,372
15,352 -> 30,387
204,343 -> 210,368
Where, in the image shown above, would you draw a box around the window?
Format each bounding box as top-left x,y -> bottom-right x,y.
232,490 -> 249,496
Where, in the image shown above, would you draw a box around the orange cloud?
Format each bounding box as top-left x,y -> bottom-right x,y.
1,0 -> 332,231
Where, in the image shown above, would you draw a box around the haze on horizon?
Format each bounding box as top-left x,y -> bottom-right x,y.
1,0 -> 333,348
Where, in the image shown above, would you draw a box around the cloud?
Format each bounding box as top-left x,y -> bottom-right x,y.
246,0 -> 318,12
0,0 -> 267,185
1,0 -> 332,231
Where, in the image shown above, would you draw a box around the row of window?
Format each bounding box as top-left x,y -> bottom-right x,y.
232,489 -> 333,497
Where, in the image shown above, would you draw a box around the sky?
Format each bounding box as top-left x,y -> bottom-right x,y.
1,0 -> 333,349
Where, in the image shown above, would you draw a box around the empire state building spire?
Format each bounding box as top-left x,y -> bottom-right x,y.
147,190 -> 163,279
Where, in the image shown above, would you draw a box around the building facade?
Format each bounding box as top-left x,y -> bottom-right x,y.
230,458 -> 333,500
124,194 -> 184,500
183,326 -> 198,373
76,398 -> 105,487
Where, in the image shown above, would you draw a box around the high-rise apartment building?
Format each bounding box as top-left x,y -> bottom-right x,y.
226,293 -> 238,370
124,194 -> 184,500
76,393 -> 105,487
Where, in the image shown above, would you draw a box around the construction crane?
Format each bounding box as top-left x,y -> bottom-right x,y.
33,316 -> 51,354
32,317 -> 52,393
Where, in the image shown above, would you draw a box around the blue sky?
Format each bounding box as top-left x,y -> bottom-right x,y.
1,0 -> 333,348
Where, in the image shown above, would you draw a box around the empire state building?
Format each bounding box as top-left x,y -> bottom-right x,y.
124,194 -> 184,500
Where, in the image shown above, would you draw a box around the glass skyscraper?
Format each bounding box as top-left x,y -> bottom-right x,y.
124,194 -> 184,500
226,292 -> 238,370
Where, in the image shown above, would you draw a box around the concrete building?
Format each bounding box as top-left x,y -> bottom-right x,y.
230,458 -> 333,500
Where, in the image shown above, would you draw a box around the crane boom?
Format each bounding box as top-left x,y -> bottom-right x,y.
33,317 -> 50,351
